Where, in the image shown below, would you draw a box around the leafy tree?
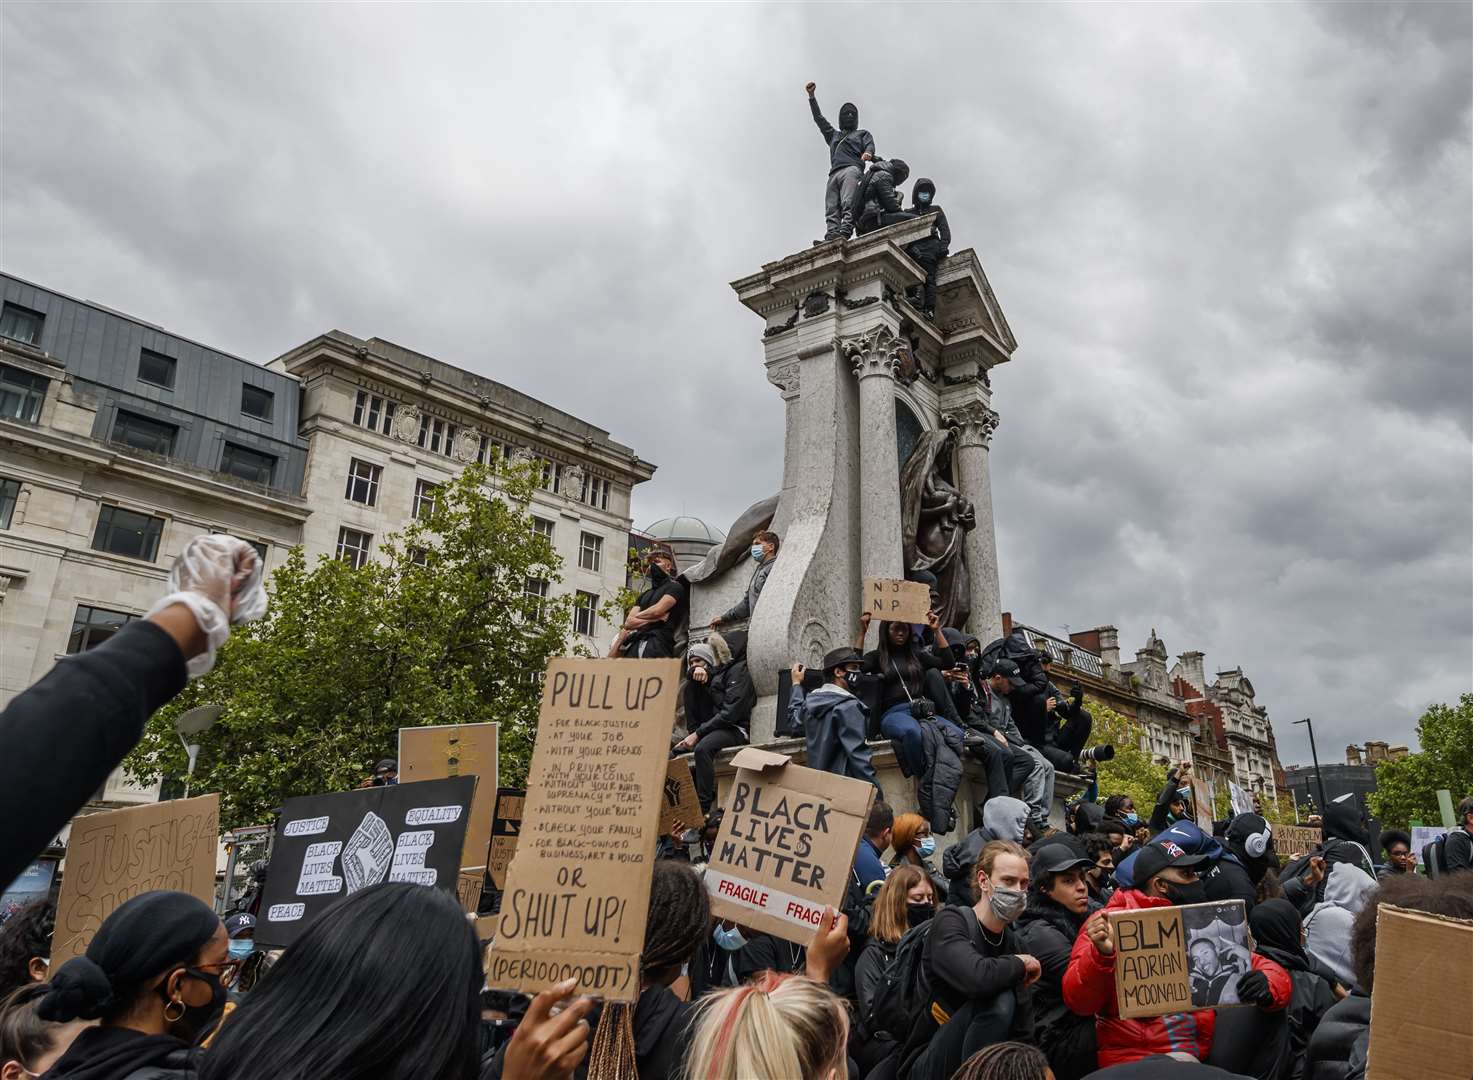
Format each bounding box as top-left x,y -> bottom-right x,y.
1368,693 -> 1473,830
1087,698 -> 1170,816
124,462 -> 578,830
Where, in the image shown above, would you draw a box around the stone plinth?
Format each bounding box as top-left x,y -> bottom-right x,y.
690,223 -> 1021,740
711,739 -> 1087,861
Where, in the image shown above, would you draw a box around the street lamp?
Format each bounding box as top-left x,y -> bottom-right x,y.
1293,717 -> 1328,820
175,706 -> 222,798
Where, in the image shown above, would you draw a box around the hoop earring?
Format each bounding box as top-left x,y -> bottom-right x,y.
163,998 -> 185,1022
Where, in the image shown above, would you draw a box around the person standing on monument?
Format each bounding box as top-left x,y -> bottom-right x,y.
807,82 -> 874,242
610,548 -> 687,659
711,530 -> 779,630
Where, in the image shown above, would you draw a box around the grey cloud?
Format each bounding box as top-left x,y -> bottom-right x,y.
3,1 -> 1468,761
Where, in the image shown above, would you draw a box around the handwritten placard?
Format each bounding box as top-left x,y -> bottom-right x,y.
864,577 -> 932,625
1277,824 -> 1321,858
1110,899 -> 1250,1018
52,794 -> 219,965
705,747 -> 875,944
660,757 -> 703,838
1192,778 -> 1215,830
1366,905 -> 1473,1080
488,788 -> 525,891
255,776 -> 475,948
399,722 -> 498,870
485,658 -> 679,1002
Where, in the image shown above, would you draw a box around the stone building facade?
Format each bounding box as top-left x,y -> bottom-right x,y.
0,274 -> 311,806
1008,616 -> 1290,806
266,331 -> 654,652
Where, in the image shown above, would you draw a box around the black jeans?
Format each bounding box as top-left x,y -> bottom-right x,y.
910,993 -> 1017,1080
1040,708 -> 1094,773
907,237 -> 945,312
691,728 -> 746,813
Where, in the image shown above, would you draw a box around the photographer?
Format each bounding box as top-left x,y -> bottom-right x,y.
356,758 -> 398,789
1031,654 -> 1099,775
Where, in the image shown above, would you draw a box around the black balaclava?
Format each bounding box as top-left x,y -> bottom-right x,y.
1249,898 -> 1308,974
839,102 -> 859,132
1323,798 -> 1370,848
888,158 -> 910,186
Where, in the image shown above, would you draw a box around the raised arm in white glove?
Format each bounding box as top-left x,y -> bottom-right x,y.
144,534 -> 268,676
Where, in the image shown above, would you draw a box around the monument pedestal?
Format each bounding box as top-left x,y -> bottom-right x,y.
688,222 -> 1020,740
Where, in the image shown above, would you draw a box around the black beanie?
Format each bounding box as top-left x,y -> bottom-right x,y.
39,891 -> 220,1022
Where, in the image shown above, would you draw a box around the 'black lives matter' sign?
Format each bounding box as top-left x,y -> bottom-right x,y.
256,776 -> 475,948
705,747 -> 876,945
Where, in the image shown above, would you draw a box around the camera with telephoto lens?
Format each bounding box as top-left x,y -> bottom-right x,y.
1079,744 -> 1115,763
909,698 -> 936,720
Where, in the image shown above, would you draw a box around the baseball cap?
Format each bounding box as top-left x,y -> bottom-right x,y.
1133,839 -> 1207,885
224,912 -> 256,938
1031,843 -> 1093,878
986,657 -> 1027,689
373,758 -> 397,775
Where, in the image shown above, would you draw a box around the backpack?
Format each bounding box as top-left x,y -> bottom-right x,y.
865,921 -> 934,1039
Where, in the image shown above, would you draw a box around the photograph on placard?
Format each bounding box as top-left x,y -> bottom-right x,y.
1183,901 -> 1251,1007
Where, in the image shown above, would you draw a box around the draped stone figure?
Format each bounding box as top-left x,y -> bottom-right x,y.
899,429 -> 976,630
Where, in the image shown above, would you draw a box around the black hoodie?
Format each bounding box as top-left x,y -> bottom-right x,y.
43,1026 -> 195,1080
909,179 -> 951,251
810,96 -> 875,172
1016,893 -> 1100,1080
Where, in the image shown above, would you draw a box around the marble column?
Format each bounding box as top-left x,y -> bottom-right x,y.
764,357 -> 802,533
943,401 -> 1002,643
843,327 -> 906,633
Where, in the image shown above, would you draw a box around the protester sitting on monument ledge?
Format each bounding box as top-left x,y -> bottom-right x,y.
977,657 -> 1058,836
710,530 -> 779,630
853,157 -> 913,236
675,631 -> 754,814
856,611 -> 965,775
789,647 -> 882,792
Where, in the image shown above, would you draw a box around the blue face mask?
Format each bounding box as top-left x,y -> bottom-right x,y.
713,925 -> 747,952
918,192 -> 932,204
750,545 -> 765,562
228,939 -> 255,960
1122,812 -> 1140,828
917,836 -> 936,858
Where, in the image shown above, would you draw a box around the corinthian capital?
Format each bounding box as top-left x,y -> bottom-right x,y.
766,359 -> 800,401
842,325 -> 903,381
943,403 -> 1000,449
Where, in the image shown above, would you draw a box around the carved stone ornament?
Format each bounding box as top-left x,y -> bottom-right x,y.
764,306 -> 800,339
510,446 -> 540,469
842,324 -> 904,380
802,290 -> 832,318
941,403 -> 1001,449
766,360 -> 800,399
562,462 -> 586,499
835,288 -> 880,311
392,402 -> 422,443
452,427 -> 481,464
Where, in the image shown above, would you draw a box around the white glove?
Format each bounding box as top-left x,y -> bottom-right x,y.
145,534 -> 268,676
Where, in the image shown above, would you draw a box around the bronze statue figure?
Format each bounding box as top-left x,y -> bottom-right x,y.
899,429 -> 975,630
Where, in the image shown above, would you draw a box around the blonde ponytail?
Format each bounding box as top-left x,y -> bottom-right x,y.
684,972 -> 847,1080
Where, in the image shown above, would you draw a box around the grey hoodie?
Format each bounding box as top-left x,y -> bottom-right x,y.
1304,863 -> 1376,987
941,796 -> 1030,883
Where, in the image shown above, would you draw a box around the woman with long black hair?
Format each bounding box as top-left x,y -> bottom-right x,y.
38,891 -> 229,1080
200,883 -> 484,1080
857,610 -> 964,776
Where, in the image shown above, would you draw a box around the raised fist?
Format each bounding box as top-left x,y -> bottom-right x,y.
805,82 -> 816,96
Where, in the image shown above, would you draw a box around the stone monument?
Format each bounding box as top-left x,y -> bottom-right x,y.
688,219 -> 1017,742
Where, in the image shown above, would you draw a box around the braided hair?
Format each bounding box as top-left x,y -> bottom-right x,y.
587,860 -> 710,1080
952,1040 -> 1050,1080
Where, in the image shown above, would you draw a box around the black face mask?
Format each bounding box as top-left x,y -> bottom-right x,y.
1165,880 -> 1207,907
906,902 -> 935,929
839,104 -> 858,132
161,968 -> 228,1044
648,564 -> 669,585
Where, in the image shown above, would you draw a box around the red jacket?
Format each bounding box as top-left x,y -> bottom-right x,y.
1062,887 -> 1291,1068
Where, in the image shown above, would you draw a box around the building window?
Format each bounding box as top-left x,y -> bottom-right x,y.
336,527 -> 372,569
418,415 -> 451,454
68,604 -> 138,654
582,474 -> 611,511
241,384 -> 274,421
247,540 -> 268,566
532,517 -> 555,543
578,532 -> 602,573
524,577 -> 549,619
0,364 -> 48,424
344,459 -> 381,506
0,477 -> 18,529
409,546 -> 430,567
573,591 -> 599,637
137,349 -> 176,389
0,303 -> 43,346
220,443 -> 277,486
413,479 -> 441,520
352,390 -> 397,435
540,460 -> 558,490
92,505 -> 165,561
476,435 -> 490,465
111,410 -> 177,455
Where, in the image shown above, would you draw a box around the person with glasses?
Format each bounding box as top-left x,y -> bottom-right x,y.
37,891 -> 231,1079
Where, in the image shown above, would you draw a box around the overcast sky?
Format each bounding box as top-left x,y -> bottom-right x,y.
4,2 -> 1469,764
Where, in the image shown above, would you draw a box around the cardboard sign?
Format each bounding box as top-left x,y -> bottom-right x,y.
486,658 -> 680,1003
1109,899 -> 1250,1018
256,776 -> 475,948
863,577 -> 932,625
457,870 -> 484,914
1276,824 -> 1321,858
1192,778 -> 1215,830
1366,905 -> 1473,1080
399,722 -> 498,871
1229,781 -> 1254,817
488,788 -> 525,891
704,747 -> 876,945
51,794 -> 219,965
660,757 -> 703,838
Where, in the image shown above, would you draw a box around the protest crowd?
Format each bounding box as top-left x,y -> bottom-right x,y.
1,534 -> 1471,1080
